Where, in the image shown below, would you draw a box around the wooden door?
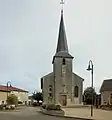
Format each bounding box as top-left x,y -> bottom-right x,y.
60,95 -> 67,106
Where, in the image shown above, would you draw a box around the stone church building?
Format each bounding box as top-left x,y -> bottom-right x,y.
41,10 -> 84,106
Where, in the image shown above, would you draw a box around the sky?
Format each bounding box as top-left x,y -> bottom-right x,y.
0,0 -> 112,94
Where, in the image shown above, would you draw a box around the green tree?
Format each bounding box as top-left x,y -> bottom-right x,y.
32,92 -> 43,102
83,87 -> 96,105
7,94 -> 18,106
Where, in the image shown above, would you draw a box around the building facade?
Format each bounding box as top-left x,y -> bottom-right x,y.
100,79 -> 112,105
0,85 -> 29,104
41,10 -> 84,106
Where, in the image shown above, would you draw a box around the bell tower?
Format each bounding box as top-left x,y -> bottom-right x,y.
52,0 -> 74,105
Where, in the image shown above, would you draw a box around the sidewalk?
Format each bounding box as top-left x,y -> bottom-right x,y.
63,107 -> 112,120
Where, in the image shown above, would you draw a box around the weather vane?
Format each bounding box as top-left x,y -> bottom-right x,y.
60,0 -> 65,14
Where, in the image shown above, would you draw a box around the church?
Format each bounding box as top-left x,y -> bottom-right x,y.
41,8 -> 84,106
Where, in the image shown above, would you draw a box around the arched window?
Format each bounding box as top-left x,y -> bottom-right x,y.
62,58 -> 66,65
74,86 -> 78,97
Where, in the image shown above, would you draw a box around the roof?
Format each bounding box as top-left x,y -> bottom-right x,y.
56,11 -> 68,53
73,73 -> 84,81
52,10 -> 73,63
0,85 -> 28,93
54,51 -> 73,58
100,79 -> 112,92
41,72 -> 53,78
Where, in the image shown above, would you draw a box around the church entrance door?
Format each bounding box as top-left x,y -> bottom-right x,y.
60,95 -> 67,106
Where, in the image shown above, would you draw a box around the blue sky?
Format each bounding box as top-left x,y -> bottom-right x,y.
0,0 -> 112,94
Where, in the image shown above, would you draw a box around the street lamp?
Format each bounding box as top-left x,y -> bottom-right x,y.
6,81 -> 12,101
86,60 -> 94,117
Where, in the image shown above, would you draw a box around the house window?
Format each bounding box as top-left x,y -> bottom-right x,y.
62,58 -> 66,65
74,86 -> 78,97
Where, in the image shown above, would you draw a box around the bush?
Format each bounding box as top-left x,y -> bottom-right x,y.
32,102 -> 39,107
42,104 -> 46,109
100,104 -> 112,109
0,104 -> 7,110
46,104 -> 56,110
56,105 -> 61,110
43,104 -> 61,111
0,104 -> 16,110
10,105 -> 15,110
7,94 -> 18,106
0,105 -> 3,110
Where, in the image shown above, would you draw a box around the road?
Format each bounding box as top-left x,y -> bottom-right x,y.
0,106 -> 76,120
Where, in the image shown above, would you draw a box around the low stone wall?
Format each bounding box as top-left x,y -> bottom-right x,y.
40,107 -> 65,116
40,107 -> 93,120
62,104 -> 90,108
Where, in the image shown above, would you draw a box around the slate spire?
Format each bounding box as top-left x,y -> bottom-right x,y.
52,2 -> 73,63
56,9 -> 68,53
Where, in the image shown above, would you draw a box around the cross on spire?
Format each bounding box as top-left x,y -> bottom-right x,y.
60,0 -> 65,14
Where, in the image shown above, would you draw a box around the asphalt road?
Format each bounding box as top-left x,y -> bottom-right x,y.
0,106 -> 76,120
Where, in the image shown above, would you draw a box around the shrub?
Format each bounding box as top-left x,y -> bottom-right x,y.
0,104 -> 7,110
10,105 -> 15,110
42,104 -> 46,109
43,104 -> 61,111
56,105 -> 61,110
7,94 -> 18,106
32,102 -> 39,107
46,104 -> 56,110
0,105 -> 3,110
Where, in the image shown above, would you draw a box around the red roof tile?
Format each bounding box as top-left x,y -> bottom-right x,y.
0,85 -> 28,93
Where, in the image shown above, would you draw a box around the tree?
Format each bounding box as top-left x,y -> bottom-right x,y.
95,94 -> 101,107
32,92 -> 43,102
7,94 -> 18,106
83,87 -> 96,105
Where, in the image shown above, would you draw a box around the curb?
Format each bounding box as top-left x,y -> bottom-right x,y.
62,105 -> 90,108
0,108 -> 20,112
39,110 -> 94,120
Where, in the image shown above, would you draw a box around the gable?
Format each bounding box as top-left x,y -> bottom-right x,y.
41,72 -> 53,78
41,72 -> 54,87
100,79 -> 112,92
73,73 -> 84,81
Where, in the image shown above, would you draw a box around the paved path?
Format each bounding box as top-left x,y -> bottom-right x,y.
0,106 -> 78,120
63,107 -> 112,120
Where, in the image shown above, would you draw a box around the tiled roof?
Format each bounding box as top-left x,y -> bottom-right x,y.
100,79 -> 112,92
0,85 -> 28,93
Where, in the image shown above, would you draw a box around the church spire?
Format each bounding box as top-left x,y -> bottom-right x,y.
52,0 -> 73,63
56,0 -> 68,53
